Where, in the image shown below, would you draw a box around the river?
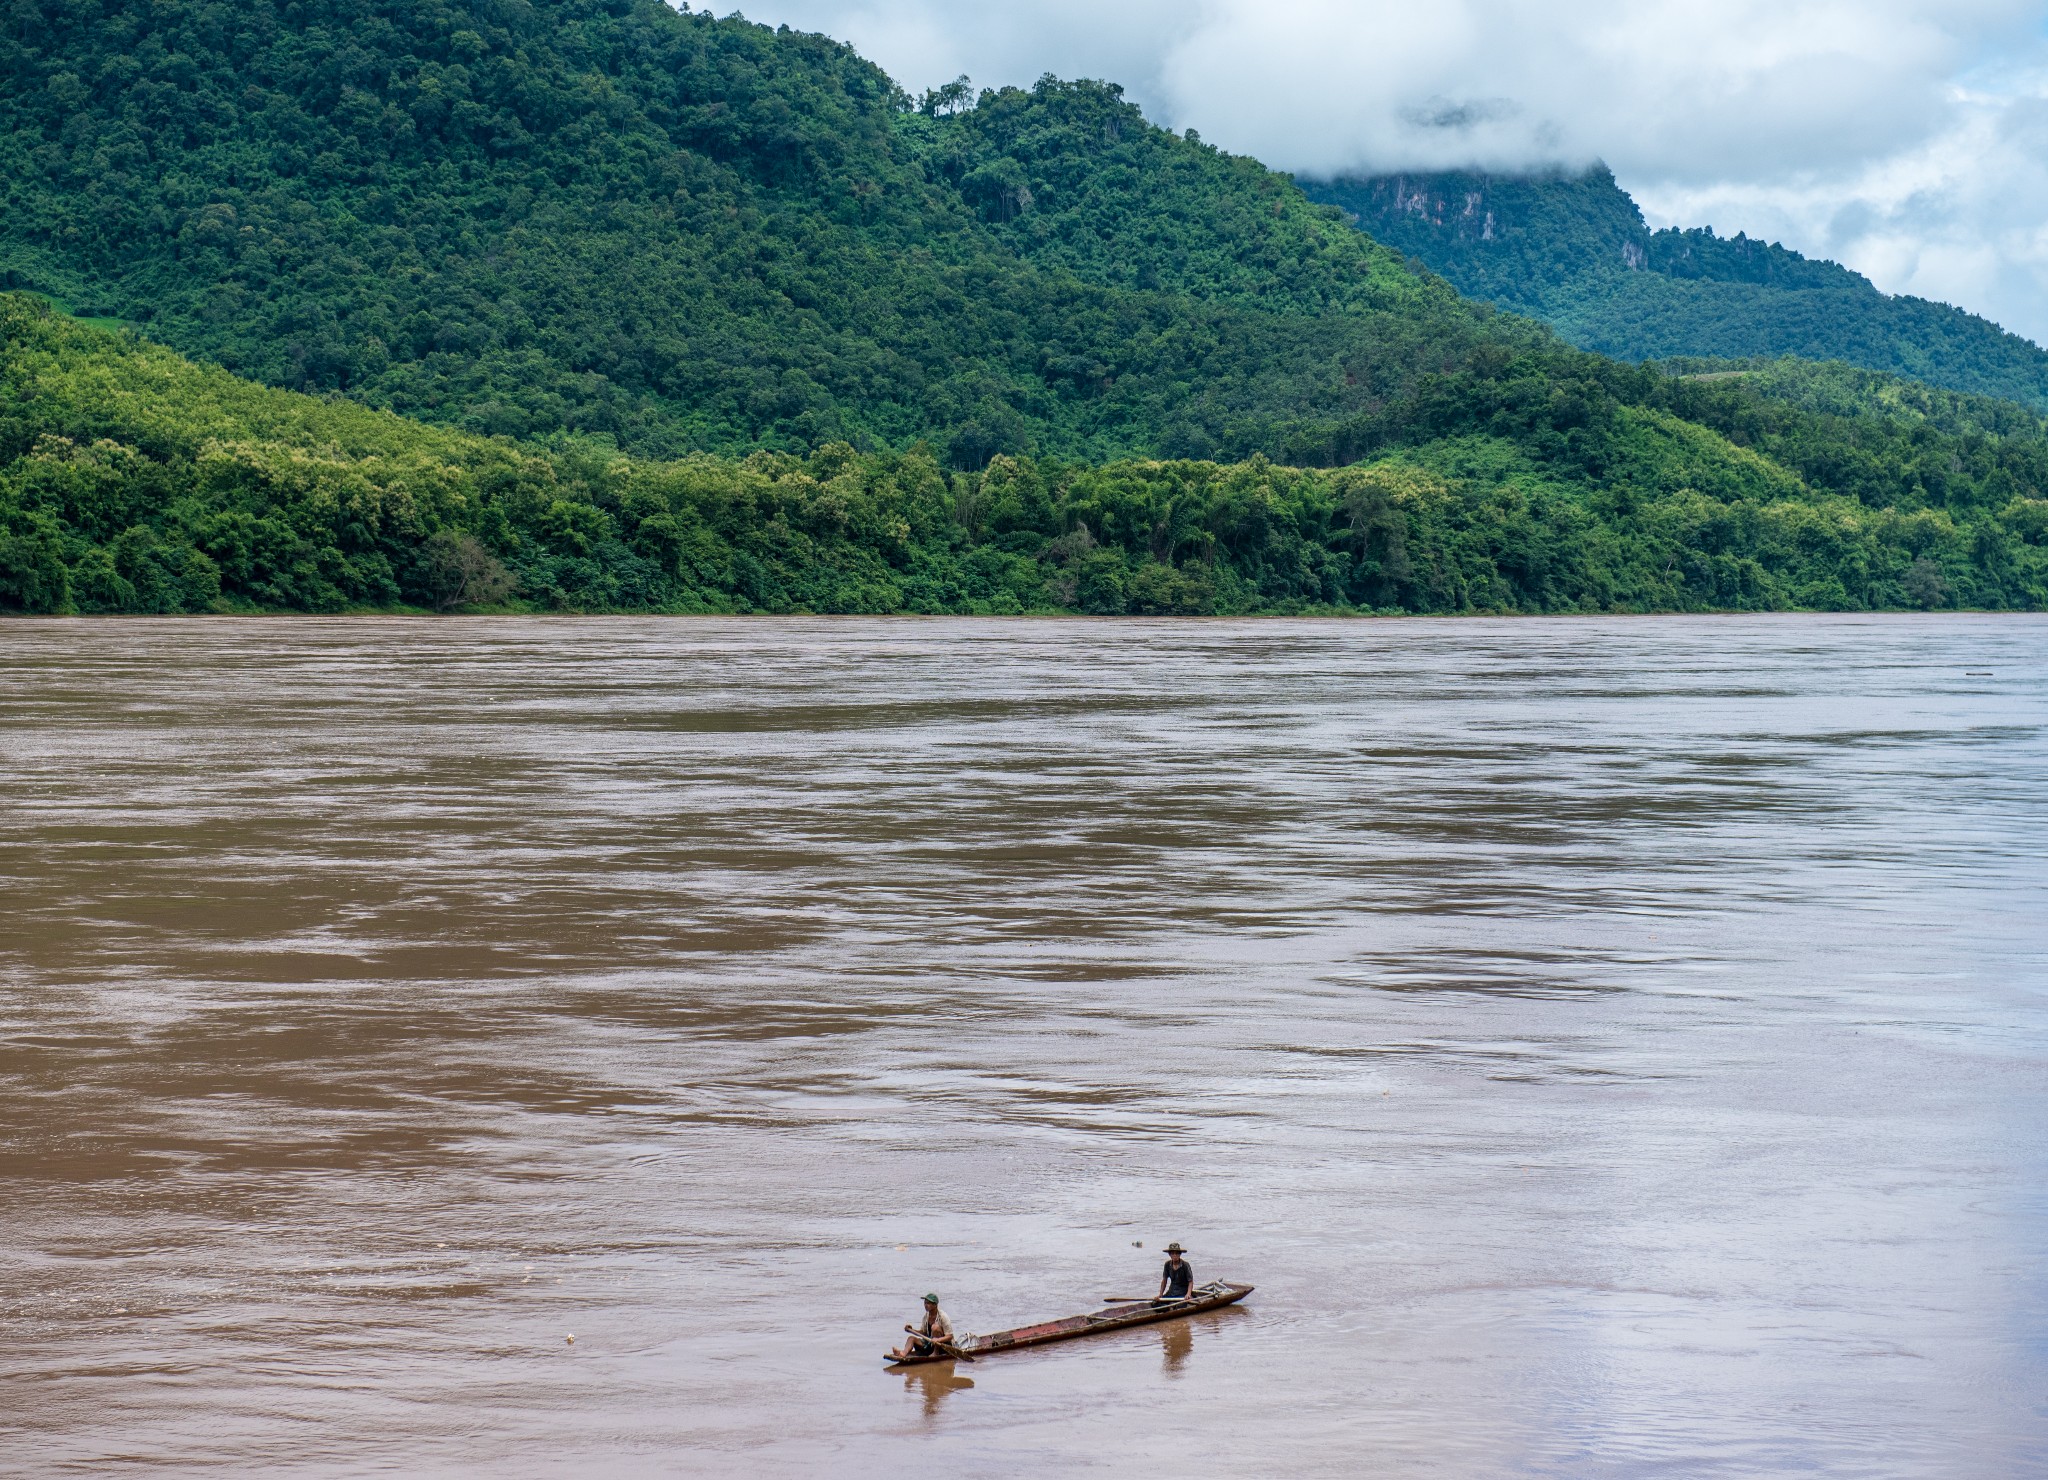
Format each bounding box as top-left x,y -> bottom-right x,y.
2,615 -> 2043,1477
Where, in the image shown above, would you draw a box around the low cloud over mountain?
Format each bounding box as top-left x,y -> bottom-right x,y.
734,0 -> 2048,343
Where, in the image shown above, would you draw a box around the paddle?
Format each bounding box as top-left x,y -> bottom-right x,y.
1101,1295 -> 1190,1305
899,1328 -> 976,1363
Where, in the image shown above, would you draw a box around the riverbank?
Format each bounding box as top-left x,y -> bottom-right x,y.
8,295 -> 2045,618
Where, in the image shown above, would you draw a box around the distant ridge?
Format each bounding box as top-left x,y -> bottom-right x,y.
1300,167 -> 2048,412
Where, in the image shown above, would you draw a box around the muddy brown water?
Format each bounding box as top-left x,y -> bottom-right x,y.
1,615 -> 2044,1477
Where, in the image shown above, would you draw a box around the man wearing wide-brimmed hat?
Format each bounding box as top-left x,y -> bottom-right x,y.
1155,1242 -> 1193,1302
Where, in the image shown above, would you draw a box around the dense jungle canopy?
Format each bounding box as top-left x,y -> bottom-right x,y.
7,296 -> 2046,615
1,0 -> 1519,462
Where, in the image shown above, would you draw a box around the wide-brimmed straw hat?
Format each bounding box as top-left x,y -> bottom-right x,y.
1165,1242 -> 1186,1254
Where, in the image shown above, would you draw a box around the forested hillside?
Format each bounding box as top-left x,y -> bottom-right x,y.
0,0 -> 1533,464
1302,169 -> 2048,411
6,296 -> 2045,616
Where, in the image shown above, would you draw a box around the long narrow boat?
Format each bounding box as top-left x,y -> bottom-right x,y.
885,1281 -> 1253,1366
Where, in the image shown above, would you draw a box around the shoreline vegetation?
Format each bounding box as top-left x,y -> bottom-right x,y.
5,295 -> 2045,617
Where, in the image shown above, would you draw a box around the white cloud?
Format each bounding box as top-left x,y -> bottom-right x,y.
731,1 -> 2048,342
1629,65 -> 2048,345
1157,0 -> 2022,182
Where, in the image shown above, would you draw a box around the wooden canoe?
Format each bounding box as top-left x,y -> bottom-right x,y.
884,1281 -> 1252,1366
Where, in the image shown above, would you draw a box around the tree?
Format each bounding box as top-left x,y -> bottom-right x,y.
920,76 -> 977,116
1901,556 -> 1948,609
419,532 -> 516,612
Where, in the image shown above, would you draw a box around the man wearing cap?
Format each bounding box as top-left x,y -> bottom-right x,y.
893,1293 -> 955,1360
1156,1242 -> 1194,1302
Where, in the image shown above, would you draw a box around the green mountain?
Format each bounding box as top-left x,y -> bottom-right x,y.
0,0 -> 1528,464
1300,168 -> 2048,411
8,294 -> 2046,615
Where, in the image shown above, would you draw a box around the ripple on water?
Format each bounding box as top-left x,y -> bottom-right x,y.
1,614 -> 2044,1479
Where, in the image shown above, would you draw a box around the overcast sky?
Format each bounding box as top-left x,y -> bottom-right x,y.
730,1 -> 2048,346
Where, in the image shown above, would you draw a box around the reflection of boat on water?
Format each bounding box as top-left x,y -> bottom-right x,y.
900,1361 -> 975,1418
884,1281 -> 1253,1366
